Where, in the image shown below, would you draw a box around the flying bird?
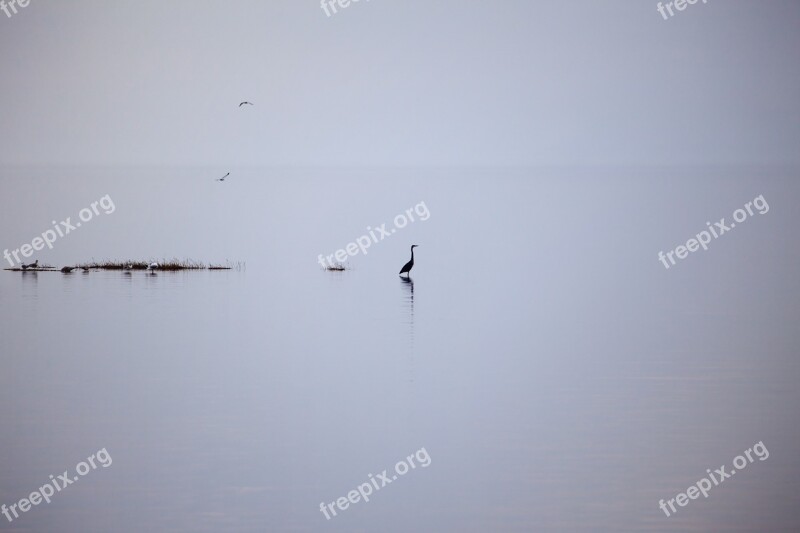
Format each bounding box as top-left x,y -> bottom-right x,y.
217,173 -> 230,182
398,245 -> 419,277
239,102 -> 254,107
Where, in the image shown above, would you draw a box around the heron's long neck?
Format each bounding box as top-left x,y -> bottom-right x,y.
410,248 -> 415,260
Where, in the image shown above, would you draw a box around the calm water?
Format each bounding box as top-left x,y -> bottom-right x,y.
1,168 -> 799,532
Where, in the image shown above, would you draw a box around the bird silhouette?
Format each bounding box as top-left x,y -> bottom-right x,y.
399,245 -> 419,277
217,172 -> 230,182
239,102 -> 254,107
60,266 -> 76,273
20,260 -> 38,270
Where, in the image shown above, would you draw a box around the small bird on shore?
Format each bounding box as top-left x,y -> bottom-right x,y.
61,266 -> 76,273
217,173 -> 230,182
21,260 -> 38,270
239,102 -> 254,107
399,245 -> 419,277
147,262 -> 159,270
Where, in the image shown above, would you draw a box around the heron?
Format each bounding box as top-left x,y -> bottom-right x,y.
20,260 -> 38,270
216,172 -> 230,182
398,245 -> 419,277
239,102 -> 254,107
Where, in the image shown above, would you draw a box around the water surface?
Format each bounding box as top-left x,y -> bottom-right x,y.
1,167 -> 799,532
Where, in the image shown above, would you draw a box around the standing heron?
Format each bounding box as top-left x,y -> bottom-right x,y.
398,245 -> 419,277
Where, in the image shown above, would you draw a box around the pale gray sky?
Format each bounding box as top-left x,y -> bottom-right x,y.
0,0 -> 798,167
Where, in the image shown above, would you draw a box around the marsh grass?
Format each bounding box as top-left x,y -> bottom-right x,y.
6,259 -> 245,273
209,261 -> 245,271
74,259 -> 243,271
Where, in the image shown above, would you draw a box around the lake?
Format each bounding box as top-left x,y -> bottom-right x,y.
1,167 -> 798,532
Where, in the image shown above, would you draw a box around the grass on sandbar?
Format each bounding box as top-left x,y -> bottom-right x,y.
75,259 -> 243,271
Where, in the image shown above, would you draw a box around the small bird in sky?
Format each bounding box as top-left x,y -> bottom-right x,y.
239,102 -> 254,107
217,172 -> 230,182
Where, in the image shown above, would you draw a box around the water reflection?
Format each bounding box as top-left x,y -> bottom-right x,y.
400,276 -> 414,329
400,276 -> 415,384
18,271 -> 39,301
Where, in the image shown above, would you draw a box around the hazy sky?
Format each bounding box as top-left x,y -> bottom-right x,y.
0,0 -> 798,168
